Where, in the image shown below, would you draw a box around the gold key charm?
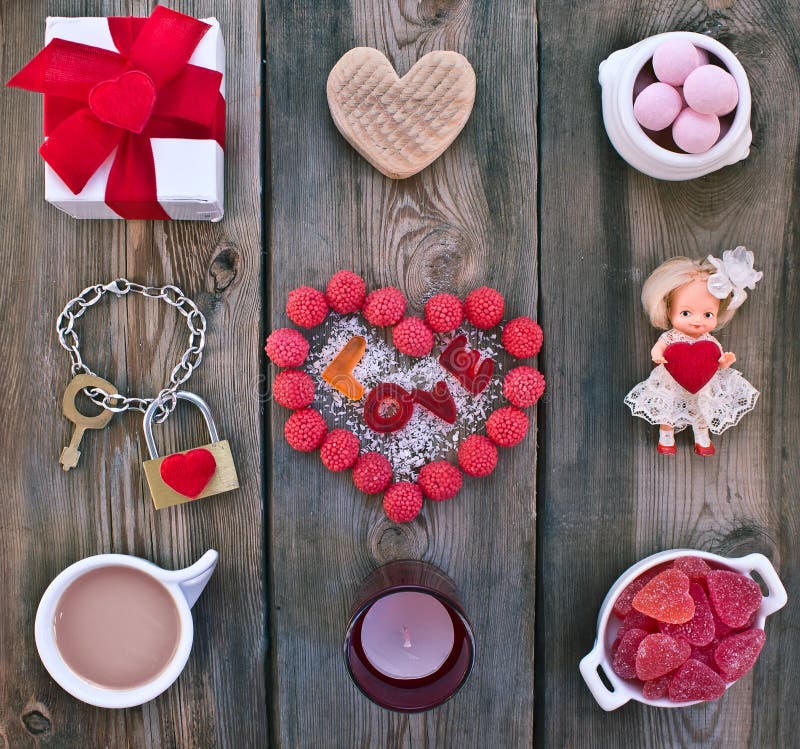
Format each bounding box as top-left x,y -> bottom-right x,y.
142,391 -> 238,510
60,374 -> 118,470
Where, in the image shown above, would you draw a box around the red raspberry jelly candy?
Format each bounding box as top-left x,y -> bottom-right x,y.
714,628 -> 766,681
635,633 -> 691,681
668,659 -> 726,702
632,569 -> 694,624
612,628 -> 649,680
612,569 -> 658,618
618,609 -> 659,638
672,556 -> 711,581
363,383 -> 414,433
706,570 -> 763,628
642,674 -> 672,700
660,582 -> 715,647
411,381 -> 457,424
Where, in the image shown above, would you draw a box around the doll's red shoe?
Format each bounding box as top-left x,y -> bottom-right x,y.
657,442 -> 677,455
694,442 -> 715,457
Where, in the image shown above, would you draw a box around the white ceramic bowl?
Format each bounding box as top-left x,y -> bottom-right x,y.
35,550 -> 217,708
599,31 -> 752,180
579,549 -> 787,711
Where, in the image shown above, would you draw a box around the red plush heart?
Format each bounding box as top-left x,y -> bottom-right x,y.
663,341 -> 720,394
88,71 -> 157,134
160,448 -> 217,499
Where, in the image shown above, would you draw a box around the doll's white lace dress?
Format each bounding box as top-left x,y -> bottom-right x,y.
624,329 -> 759,434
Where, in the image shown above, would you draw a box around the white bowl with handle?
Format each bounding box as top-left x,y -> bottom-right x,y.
599,31 -> 752,180
579,549 -> 787,710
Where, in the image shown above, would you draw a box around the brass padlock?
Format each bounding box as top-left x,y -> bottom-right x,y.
142,391 -> 239,509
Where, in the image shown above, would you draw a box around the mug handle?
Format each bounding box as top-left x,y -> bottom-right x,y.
737,553 -> 788,616
579,641 -> 631,711
161,549 -> 219,609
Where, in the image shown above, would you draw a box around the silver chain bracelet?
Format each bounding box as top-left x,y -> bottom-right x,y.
56,279 -> 207,424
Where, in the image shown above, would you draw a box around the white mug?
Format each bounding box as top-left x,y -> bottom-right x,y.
599,31 -> 752,180
580,549 -> 787,710
35,549 -> 218,708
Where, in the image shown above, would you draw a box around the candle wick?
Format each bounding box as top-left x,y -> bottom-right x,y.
402,625 -> 412,649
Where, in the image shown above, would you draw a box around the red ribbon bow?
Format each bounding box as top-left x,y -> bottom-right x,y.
7,6 -> 225,220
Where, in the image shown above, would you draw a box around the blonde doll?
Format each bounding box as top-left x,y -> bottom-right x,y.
625,247 -> 762,456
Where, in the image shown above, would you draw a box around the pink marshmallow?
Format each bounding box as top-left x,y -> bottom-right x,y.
683,64 -> 739,115
718,113 -> 733,142
672,108 -> 721,153
695,47 -> 710,65
644,124 -> 681,153
633,65 -> 658,99
634,82 -> 683,131
652,39 -> 702,86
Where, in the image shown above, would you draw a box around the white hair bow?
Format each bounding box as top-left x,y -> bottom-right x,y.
706,246 -> 762,310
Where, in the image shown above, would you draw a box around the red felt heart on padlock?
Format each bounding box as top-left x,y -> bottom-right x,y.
663,341 -> 720,394
88,71 -> 157,134
160,448 -> 217,499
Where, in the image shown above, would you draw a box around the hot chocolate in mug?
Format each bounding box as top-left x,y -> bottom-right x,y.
35,549 -> 218,708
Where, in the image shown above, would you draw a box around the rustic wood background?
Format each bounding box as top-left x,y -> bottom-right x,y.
0,1 -> 796,747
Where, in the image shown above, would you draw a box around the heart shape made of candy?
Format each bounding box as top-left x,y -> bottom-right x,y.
326,48 -> 476,179
265,275 -> 546,523
632,568 -> 695,624
89,71 -> 157,134
663,340 -> 720,394
159,448 -> 217,498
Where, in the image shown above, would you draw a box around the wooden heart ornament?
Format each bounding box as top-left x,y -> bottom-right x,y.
663,341 -> 720,394
160,448 -> 217,499
326,47 -> 476,179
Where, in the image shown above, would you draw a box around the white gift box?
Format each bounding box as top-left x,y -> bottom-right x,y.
43,16 -> 225,221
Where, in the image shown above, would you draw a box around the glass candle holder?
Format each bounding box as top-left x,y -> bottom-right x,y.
343,560 -> 475,712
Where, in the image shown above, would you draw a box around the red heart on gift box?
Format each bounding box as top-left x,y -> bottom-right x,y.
160,448 -> 217,498
89,71 -> 157,134
663,340 -> 720,394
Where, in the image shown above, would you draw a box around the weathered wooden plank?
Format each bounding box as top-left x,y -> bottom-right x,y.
265,0 -> 538,746
0,1 -> 265,747
537,1 -> 799,747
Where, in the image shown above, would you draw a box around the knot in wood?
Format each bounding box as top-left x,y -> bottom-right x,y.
209,245 -> 240,293
21,710 -> 51,735
371,521 -> 428,560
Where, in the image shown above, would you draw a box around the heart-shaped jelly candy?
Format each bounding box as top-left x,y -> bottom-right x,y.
672,556 -> 712,581
612,627 -> 649,680
714,628 -> 765,681
612,568 -> 659,618
660,582 -> 716,646
668,659 -> 726,702
632,569 -> 695,624
706,570 -> 763,628
618,609 -> 658,639
642,674 -> 672,700
635,633 -> 691,681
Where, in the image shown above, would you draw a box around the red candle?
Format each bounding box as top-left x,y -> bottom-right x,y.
344,561 -> 475,712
